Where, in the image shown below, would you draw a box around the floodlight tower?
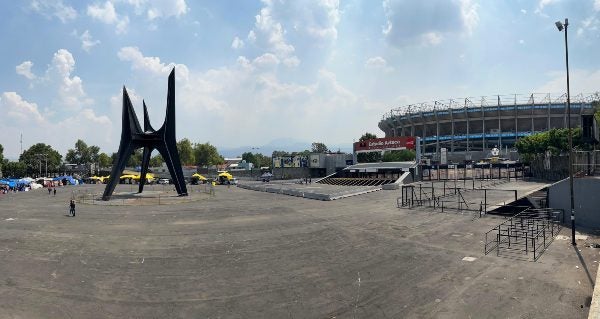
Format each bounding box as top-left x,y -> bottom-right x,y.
555,18 -> 576,246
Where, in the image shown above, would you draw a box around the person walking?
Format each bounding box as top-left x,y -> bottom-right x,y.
53,188 -> 56,196
69,199 -> 76,217
48,187 -> 52,195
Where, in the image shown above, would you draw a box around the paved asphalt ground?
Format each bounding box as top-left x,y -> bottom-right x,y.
0,183 -> 598,318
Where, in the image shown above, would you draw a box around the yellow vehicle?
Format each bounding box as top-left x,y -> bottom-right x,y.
217,171 -> 235,185
191,173 -> 207,184
119,173 -> 155,184
90,175 -> 110,184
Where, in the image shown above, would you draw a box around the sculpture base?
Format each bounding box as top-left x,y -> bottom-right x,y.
88,190 -> 207,206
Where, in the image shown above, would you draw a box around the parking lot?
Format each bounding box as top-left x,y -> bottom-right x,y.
0,183 -> 597,318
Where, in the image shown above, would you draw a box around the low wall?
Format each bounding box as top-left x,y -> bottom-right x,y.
548,177 -> 600,230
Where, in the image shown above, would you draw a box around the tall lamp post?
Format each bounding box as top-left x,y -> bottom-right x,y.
555,18 -> 576,246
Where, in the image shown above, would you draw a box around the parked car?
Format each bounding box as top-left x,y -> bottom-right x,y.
157,178 -> 170,184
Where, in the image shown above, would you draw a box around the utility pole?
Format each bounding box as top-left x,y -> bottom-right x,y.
35,153 -> 48,178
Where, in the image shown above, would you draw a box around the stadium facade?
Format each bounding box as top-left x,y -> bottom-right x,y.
378,93 -> 598,161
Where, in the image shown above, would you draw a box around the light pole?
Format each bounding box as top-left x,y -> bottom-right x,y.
556,18 -> 576,246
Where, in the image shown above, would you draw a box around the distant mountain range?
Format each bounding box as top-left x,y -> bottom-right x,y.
218,138 -> 353,158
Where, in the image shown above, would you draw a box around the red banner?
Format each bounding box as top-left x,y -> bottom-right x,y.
354,137 -> 416,153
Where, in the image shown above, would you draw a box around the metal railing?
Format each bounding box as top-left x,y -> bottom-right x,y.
484,208 -> 563,261
398,179 -> 517,216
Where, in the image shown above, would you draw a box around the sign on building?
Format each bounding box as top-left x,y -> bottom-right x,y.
353,137 -> 416,153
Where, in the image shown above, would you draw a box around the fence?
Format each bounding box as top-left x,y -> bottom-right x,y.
72,183 -> 216,206
484,208 -> 563,261
398,179 -> 518,216
420,163 -> 526,181
529,150 -> 600,181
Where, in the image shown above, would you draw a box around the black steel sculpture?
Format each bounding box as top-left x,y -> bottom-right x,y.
102,68 -> 188,200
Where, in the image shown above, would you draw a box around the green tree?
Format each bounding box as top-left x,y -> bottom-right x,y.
357,132 -> 381,163
515,128 -> 588,161
127,149 -> 143,167
272,150 -> 289,158
194,142 -> 224,167
177,138 -> 195,165
65,139 -> 100,165
382,150 -> 415,162
241,152 -> 257,165
311,142 -> 329,153
19,143 -> 62,175
255,153 -> 272,168
149,154 -> 164,167
98,153 -> 112,168
2,160 -> 27,178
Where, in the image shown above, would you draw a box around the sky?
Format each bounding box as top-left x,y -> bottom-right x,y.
1,0 -> 600,159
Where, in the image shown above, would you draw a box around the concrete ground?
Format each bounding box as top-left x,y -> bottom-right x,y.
0,182 -> 598,318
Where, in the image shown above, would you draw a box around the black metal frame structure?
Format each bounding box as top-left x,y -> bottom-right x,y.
484,208 -> 563,261
398,179 -> 518,216
102,69 -> 188,200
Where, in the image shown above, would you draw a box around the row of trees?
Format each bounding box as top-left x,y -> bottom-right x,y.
514,127 -> 594,162
0,134 -> 416,177
0,138 -> 226,178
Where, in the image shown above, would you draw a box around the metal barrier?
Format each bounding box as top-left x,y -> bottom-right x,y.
484,208 -> 563,261
398,179 -> 516,216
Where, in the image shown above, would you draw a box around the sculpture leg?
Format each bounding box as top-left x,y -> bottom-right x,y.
138,147 -> 152,193
102,143 -> 134,200
157,143 -> 188,196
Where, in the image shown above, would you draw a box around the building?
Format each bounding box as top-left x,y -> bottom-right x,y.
378,93 -> 598,161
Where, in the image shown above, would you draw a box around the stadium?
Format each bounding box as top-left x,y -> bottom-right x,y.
378,93 -> 599,161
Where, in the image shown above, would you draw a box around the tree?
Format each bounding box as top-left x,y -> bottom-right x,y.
194,142 -> 224,167
65,139 -> 100,165
19,143 -> 62,176
255,153 -> 272,168
177,138 -> 195,166
382,150 -> 415,162
127,149 -> 143,167
98,153 -> 112,168
149,154 -> 164,167
311,142 -> 329,153
241,152 -> 257,165
272,150 -> 289,158
515,127 -> 593,162
2,160 -> 27,178
357,132 -> 381,163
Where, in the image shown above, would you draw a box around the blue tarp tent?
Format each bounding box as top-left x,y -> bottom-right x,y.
52,176 -> 78,185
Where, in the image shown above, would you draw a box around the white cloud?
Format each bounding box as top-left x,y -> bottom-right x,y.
0,92 -> 44,123
519,39 -> 525,44
231,36 -> 244,49
115,47 -> 379,148
87,1 -> 129,34
365,56 -> 394,72
16,61 -> 36,80
536,69 -> 600,93
75,30 -> 101,52
117,46 -> 189,80
422,32 -> 443,46
242,0 -> 340,67
253,53 -> 280,67
534,0 -> 559,15
145,0 -> 188,20
521,9 -> 527,14
365,56 -> 387,69
48,49 -> 94,110
30,0 -> 77,23
595,0 -> 600,11
382,0 -> 479,47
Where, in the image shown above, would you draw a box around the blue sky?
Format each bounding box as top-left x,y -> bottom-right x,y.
1,0 -> 599,159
